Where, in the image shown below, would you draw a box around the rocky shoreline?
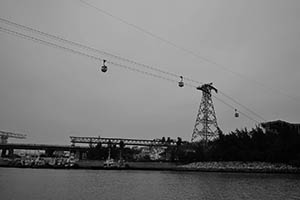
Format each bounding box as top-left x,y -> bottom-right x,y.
1,158 -> 300,173
177,161 -> 300,173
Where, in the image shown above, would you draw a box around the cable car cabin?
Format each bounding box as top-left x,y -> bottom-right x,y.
101,65 -> 107,72
178,76 -> 184,87
101,60 -> 107,72
178,81 -> 184,87
235,109 -> 239,118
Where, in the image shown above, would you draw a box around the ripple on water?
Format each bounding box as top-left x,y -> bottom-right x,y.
0,168 -> 300,200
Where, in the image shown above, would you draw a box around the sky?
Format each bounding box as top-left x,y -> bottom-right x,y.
0,0 -> 299,145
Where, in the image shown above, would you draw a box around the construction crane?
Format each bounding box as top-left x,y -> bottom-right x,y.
0,130 -> 26,144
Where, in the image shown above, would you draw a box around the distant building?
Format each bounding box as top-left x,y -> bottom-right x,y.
261,120 -> 300,134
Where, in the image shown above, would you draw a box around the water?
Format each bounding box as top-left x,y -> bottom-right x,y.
1,168 -> 300,200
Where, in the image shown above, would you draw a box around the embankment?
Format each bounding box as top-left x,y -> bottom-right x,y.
2,158 -> 300,173
177,161 -> 300,173
76,160 -> 178,170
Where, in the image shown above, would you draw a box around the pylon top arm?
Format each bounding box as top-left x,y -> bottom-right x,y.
196,83 -> 218,94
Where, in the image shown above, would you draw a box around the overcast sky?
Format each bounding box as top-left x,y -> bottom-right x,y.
0,0 -> 299,144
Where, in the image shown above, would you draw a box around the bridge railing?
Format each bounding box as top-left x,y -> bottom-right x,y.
70,136 -> 177,147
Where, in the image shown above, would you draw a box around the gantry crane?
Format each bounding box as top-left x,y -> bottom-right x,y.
0,130 -> 26,144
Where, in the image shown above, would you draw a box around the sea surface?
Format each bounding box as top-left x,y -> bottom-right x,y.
0,168 -> 300,200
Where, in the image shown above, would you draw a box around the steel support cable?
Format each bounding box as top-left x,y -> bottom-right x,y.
78,0 -> 219,68
218,91 -> 266,121
0,26 -> 186,87
0,17 -> 265,121
78,0 -> 300,103
212,95 -> 260,124
0,17 -> 193,83
0,26 -> 260,124
77,0 -> 262,75
185,77 -> 266,122
78,0 -> 270,123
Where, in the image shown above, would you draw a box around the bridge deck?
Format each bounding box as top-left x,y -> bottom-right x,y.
0,136 -> 179,152
0,143 -> 89,151
70,136 -> 177,147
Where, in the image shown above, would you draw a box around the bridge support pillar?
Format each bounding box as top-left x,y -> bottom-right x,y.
70,150 -> 76,156
81,152 -> 87,160
1,149 -> 7,157
45,149 -> 54,157
75,151 -> 81,159
8,148 -> 14,157
75,151 -> 86,160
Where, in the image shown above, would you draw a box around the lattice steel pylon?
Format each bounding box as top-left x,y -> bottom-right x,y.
192,83 -> 221,143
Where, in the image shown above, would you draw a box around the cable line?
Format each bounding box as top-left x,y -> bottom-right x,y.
78,0 -> 300,103
0,17 -> 264,120
0,26 -> 264,124
0,17 -> 184,82
176,75 -> 266,121
218,91 -> 266,122
213,95 -> 260,124
0,26 -> 198,88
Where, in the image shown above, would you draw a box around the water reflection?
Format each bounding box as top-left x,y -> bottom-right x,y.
0,168 -> 300,200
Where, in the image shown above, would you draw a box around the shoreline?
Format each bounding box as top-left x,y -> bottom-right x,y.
177,161 -> 300,174
1,165 -> 299,174
1,159 -> 300,174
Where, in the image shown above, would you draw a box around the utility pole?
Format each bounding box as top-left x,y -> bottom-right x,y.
192,83 -> 220,144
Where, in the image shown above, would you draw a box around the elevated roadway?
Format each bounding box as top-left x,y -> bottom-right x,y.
0,143 -> 89,151
0,143 -> 89,158
70,136 -> 177,147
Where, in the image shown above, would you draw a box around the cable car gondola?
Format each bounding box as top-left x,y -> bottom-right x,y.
101,60 -> 108,72
178,76 -> 184,87
234,109 -> 239,118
